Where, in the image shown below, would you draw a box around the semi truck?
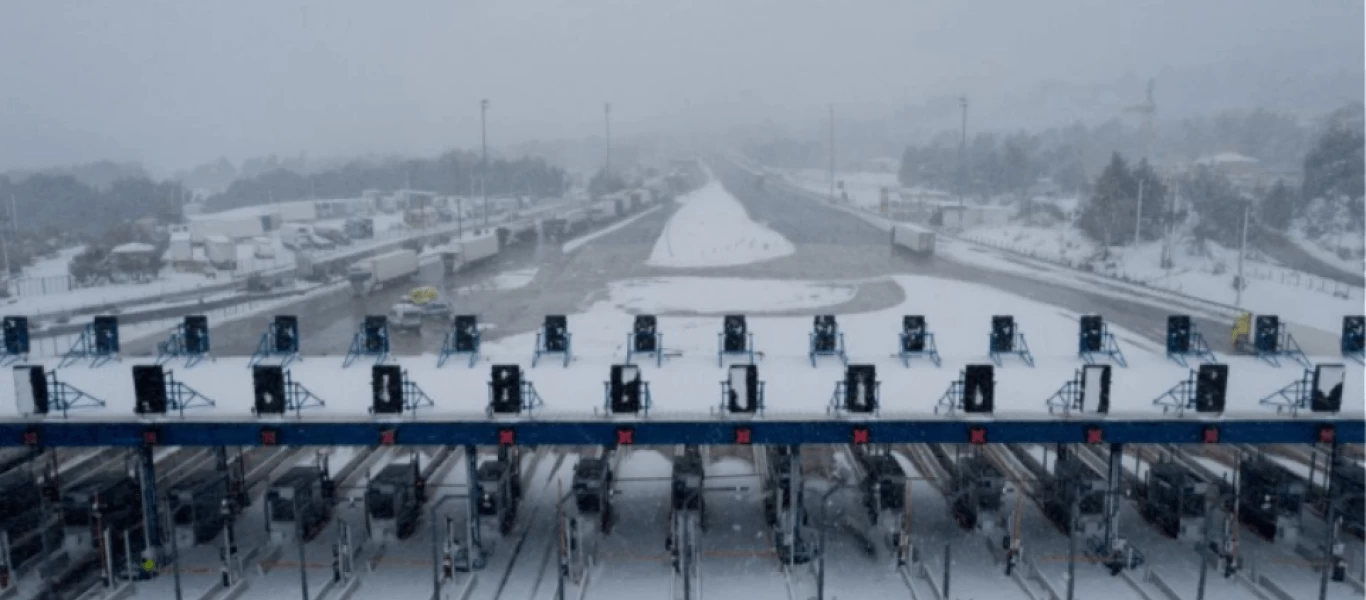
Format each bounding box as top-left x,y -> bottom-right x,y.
205,235 -> 238,270
441,233 -> 499,274
348,249 -> 419,293
891,224 -> 935,257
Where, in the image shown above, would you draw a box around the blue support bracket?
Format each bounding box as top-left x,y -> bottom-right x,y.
934,372 -> 967,415
808,331 -> 847,368
717,332 -> 755,368
45,370 -> 106,418
1258,369 -> 1319,416
1079,326 -> 1127,368
1151,371 -> 1199,416
600,381 -> 652,418
989,333 -> 1035,368
826,380 -> 881,417
625,332 -> 664,368
57,324 -> 120,369
898,332 -> 941,368
532,332 -> 572,368
156,324 -> 213,369
250,370 -> 326,419
1045,369 -> 1085,415
1256,327 -> 1311,369
438,328 -> 481,369
1167,327 -> 1217,368
248,331 -> 300,370
162,369 -> 217,418
343,329 -> 390,369
369,371 -> 436,416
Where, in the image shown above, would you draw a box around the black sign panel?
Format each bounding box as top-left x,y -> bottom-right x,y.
902,315 -> 927,352
723,315 -> 747,353
252,365 -> 287,415
813,315 -> 838,352
1194,364 -> 1228,413
371,365 -> 404,414
1343,316 -> 1365,354
1166,315 -> 1192,354
2,316 -> 30,355
990,315 -> 1015,353
92,315 -> 120,354
843,364 -> 877,413
1310,364 -> 1346,413
273,315 -> 299,353
609,364 -> 643,414
1079,315 -> 1104,353
633,315 -> 658,352
727,364 -> 759,414
453,315 -> 479,352
13,365 -> 48,415
1254,315 -> 1280,353
183,315 -> 209,354
543,315 -> 568,352
963,364 -> 995,414
490,365 -> 523,414
132,365 -> 168,415
1080,364 -> 1111,414
363,315 -> 388,352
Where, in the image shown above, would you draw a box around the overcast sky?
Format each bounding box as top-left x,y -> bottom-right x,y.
0,0 -> 1360,173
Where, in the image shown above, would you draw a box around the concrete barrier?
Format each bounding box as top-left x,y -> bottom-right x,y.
1254,573 -> 1297,600
918,560 -> 946,600
1120,570 -> 1157,600
1233,573 -> 1275,600
1026,560 -> 1063,600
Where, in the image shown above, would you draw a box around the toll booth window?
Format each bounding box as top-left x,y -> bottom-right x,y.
172,503 -> 195,526
269,494 -> 295,521
366,490 -> 395,519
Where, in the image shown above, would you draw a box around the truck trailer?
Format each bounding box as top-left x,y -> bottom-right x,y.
349,249 -> 419,292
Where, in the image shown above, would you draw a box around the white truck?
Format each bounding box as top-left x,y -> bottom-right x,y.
168,232 -> 193,263
253,237 -> 276,259
348,249 -> 419,292
891,224 -> 935,257
205,235 -> 238,269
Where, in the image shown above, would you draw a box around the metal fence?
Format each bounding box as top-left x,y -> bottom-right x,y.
5,274 -> 76,297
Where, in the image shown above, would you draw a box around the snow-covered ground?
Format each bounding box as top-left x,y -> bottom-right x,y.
606,277 -> 857,314
1288,224 -> 1366,279
648,174 -> 794,268
9,272 -> 1362,420
2,269 -> 233,316
783,168 -> 901,211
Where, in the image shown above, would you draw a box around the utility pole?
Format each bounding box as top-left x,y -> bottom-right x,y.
1134,177 -> 1145,246
481,98 -> 490,228
828,104 -> 836,202
1235,202 -> 1250,307
958,96 -> 968,209
604,102 -> 612,173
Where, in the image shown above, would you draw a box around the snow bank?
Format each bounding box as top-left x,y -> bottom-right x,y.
647,177 -> 794,268
489,268 -> 538,291
606,277 -> 857,314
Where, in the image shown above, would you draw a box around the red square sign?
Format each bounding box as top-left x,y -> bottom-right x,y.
851,427 -> 871,445
1085,427 -> 1104,445
259,427 -> 279,446
1201,426 -> 1220,444
969,426 -> 988,445
378,428 -> 398,446
615,427 -> 635,446
733,427 -> 752,445
498,427 -> 517,446
1317,425 -> 1336,445
142,428 -> 161,446
21,429 -> 40,448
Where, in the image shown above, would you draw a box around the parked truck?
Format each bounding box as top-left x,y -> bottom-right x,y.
205,235 -> 238,270
891,224 -> 935,257
168,232 -> 193,263
348,249 -> 419,293
441,233 -> 499,274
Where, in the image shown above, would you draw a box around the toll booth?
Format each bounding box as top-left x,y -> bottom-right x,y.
898,315 -> 941,367
1341,316 -> 1364,364
626,315 -> 664,367
249,315 -> 302,368
12,365 -> 105,418
169,471 -> 232,547
343,316 -> 390,368
829,364 -> 880,416
266,463 -> 335,543
717,315 -> 755,367
1153,364 -> 1228,415
366,461 -> 425,541
476,460 -> 519,535
572,458 -> 612,514
58,315 -> 121,368
533,315 -> 572,368
808,315 -> 847,367
988,315 -> 1034,367
131,364 -> 217,417
156,315 -> 213,368
1165,315 -> 1217,367
936,365 -> 995,415
720,364 -> 764,415
0,316 -> 30,366
438,315 -> 481,368
1077,315 -> 1127,367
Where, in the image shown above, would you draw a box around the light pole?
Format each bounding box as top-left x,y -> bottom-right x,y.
1235,201 -> 1250,307
958,96 -> 968,209
828,103 -> 835,202
481,99 -> 490,229
604,103 -> 612,173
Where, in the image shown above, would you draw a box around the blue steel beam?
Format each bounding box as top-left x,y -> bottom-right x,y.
0,418 -> 1361,446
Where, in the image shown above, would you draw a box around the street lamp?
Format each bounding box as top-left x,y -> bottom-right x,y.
481,99 -> 490,229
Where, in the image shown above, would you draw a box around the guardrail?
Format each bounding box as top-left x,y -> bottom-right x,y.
1144,567 -> 1186,600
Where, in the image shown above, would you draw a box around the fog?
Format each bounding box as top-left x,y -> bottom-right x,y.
0,0 -> 1360,172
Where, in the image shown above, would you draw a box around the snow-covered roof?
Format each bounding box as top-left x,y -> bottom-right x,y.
1195,152 -> 1260,166
110,242 -> 155,254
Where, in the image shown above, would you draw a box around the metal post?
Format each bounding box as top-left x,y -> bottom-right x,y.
1066,494 -> 1079,600
1196,492 -> 1213,600
942,542 -> 951,599
1105,443 -> 1123,549
465,445 -> 482,552
168,495 -> 183,600
1319,441 -> 1338,600
430,502 -> 441,597
1236,202 -> 1249,307
787,445 -> 799,568
828,104 -> 835,202
958,96 -> 968,209
139,446 -> 161,562
295,494 -> 308,600
481,99 -> 489,228
1134,178 -> 1144,246
604,103 -> 612,173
